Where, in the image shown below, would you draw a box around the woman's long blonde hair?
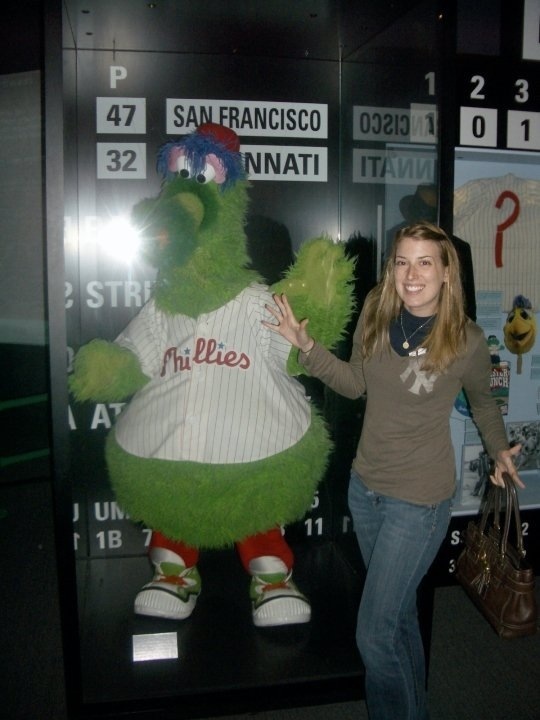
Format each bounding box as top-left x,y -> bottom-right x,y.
361,223 -> 468,373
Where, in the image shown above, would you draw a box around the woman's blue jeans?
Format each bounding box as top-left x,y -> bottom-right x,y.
348,470 -> 451,720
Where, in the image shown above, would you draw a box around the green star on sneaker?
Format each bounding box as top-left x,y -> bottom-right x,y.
250,571 -> 311,627
135,561 -> 201,620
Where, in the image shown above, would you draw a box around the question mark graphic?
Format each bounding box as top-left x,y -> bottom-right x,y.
494,190 -> 520,268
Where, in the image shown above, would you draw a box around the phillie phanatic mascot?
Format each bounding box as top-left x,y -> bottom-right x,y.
70,123 -> 354,627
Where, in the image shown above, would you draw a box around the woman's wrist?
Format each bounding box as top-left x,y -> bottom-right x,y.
300,339 -> 315,355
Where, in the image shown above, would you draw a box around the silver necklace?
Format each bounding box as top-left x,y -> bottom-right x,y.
400,310 -> 434,350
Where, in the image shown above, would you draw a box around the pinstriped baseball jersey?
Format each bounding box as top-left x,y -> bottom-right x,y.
113,283 -> 311,464
453,174 -> 540,311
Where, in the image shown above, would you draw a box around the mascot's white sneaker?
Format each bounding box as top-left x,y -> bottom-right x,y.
134,547 -> 201,620
249,556 -> 311,627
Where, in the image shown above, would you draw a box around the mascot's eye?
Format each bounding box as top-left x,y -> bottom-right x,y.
175,155 -> 191,177
196,164 -> 217,184
521,310 -> 531,321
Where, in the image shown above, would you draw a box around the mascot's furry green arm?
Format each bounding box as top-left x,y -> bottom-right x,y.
272,236 -> 355,376
69,340 -> 149,402
69,123 -> 355,549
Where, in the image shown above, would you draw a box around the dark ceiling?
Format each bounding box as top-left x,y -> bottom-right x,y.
1,0 -> 437,75
62,0 -> 425,62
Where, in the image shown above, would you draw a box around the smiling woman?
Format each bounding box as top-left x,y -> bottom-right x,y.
357,223 -> 466,374
393,236 -> 449,317
264,220 -> 524,720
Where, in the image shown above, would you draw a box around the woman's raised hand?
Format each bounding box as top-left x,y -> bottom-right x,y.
263,293 -> 315,353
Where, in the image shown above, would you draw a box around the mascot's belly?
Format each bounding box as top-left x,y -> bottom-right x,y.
113,360 -> 311,464
113,287 -> 312,464
106,408 -> 331,549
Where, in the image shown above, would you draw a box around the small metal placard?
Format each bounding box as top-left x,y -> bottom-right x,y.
132,632 -> 179,662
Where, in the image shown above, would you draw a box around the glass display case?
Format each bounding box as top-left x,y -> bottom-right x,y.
44,1 -> 539,715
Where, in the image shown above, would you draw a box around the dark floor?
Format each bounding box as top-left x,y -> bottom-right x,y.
1,477 -> 539,720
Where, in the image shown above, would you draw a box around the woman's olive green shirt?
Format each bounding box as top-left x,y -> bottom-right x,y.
301,317 -> 508,505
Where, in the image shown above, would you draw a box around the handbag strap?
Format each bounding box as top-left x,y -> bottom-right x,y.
478,480 -> 500,535
500,471 -> 526,559
477,471 -> 526,560
493,479 -> 502,531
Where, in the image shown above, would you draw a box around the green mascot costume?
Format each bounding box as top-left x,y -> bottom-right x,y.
70,123 -> 354,627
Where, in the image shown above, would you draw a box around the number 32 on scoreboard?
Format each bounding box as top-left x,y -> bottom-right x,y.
97,143 -> 147,179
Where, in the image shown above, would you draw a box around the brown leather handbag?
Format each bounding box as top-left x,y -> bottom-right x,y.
455,472 -> 537,638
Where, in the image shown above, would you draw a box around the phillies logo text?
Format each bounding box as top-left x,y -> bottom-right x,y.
160,337 -> 250,376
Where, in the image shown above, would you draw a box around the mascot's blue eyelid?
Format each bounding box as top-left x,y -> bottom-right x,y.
157,130 -> 246,189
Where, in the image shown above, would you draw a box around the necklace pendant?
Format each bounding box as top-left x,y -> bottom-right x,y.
402,340 -> 409,349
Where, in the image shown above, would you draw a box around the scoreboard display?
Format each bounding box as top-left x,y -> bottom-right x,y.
457,59 -> 539,151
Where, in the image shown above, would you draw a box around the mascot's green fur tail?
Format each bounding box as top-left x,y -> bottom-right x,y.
106,408 -> 331,549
